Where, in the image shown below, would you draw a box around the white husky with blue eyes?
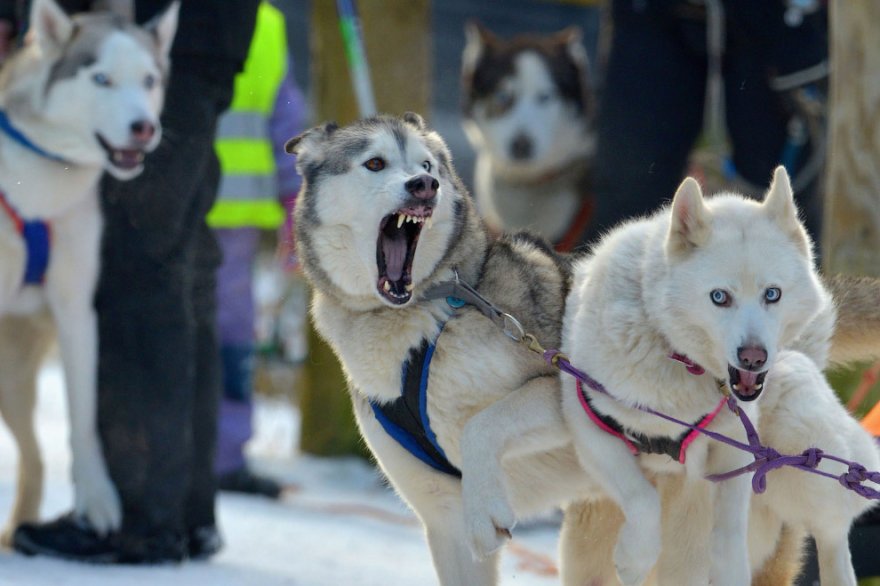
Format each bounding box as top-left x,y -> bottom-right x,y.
557,167 -> 880,586
0,0 -> 177,544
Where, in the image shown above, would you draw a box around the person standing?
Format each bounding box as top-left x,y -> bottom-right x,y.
12,0 -> 261,563
208,0 -> 305,499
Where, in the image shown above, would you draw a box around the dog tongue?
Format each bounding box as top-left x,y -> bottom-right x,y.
738,370 -> 760,396
382,232 -> 407,281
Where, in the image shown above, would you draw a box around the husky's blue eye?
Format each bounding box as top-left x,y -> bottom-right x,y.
422,160 -> 432,173
363,157 -> 385,172
144,74 -> 157,90
764,287 -> 782,303
536,92 -> 552,104
92,73 -> 112,87
710,289 -> 731,307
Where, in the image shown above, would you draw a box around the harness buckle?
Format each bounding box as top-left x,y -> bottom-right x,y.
521,333 -> 545,355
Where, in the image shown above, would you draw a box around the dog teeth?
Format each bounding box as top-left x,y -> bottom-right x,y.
396,213 -> 434,228
383,281 -> 391,292
755,383 -> 763,390
732,383 -> 740,391
405,283 -> 414,292
425,216 -> 433,230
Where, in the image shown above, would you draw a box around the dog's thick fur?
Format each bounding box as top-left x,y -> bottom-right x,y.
558,168 -> 880,586
290,115 -> 880,586
0,0 -> 177,543
461,22 -> 595,247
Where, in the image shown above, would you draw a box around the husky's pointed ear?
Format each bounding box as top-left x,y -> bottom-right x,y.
763,166 -> 810,254
667,177 -> 711,255
29,0 -> 74,51
556,26 -> 587,67
92,0 -> 134,22
144,1 -> 180,60
463,20 -> 492,76
402,112 -> 426,131
285,122 -> 338,155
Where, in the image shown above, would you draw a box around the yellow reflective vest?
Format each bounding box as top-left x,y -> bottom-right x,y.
208,1 -> 288,229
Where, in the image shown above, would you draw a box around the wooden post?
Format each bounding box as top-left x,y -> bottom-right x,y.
299,0 -> 431,456
823,1 -> 880,421
822,1 -> 880,276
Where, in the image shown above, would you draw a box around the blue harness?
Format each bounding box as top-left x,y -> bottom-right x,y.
370,329 -> 461,478
0,110 -> 69,286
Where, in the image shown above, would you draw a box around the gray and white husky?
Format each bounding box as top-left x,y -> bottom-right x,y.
0,0 -> 177,543
461,22 -> 595,249
289,115 -> 880,586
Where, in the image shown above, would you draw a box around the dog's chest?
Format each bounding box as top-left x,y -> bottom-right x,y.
4,287 -> 45,315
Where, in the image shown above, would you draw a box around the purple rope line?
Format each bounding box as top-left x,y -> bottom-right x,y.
544,349 -> 880,500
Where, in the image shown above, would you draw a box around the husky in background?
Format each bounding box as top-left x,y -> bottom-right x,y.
0,0 -> 178,544
461,22 -> 595,250
555,167 -> 879,586
288,114 -> 880,585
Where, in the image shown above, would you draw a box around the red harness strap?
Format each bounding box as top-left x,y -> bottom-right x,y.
554,197 -> 595,253
576,375 -> 727,464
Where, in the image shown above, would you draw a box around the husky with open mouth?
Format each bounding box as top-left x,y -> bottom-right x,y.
289,114 -> 880,585
556,167 -> 880,586
0,0 -> 177,544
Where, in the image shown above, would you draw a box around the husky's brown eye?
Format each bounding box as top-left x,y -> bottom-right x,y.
364,157 -> 385,172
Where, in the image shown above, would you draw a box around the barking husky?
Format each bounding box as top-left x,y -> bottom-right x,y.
0,0 -> 178,544
289,115 -> 880,586
559,167 -> 880,586
461,22 -> 595,250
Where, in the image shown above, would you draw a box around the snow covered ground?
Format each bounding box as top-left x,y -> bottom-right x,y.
0,360 -> 561,585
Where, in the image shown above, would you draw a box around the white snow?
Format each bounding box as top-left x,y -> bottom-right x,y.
0,360 -> 562,585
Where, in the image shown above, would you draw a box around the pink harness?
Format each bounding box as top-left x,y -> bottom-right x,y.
576,354 -> 726,464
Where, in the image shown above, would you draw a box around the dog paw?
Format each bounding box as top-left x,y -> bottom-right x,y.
614,517 -> 661,586
464,493 -> 516,560
74,467 -> 121,535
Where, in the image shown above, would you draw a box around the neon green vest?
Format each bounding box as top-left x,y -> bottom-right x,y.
208,2 -> 288,229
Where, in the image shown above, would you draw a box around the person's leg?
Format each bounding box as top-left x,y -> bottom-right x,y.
213,228 -> 259,478
723,40 -> 824,246
211,227 -> 283,498
587,2 -> 708,244
95,70 -> 227,558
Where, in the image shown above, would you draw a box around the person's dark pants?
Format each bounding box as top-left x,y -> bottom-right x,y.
95,68 -> 234,544
586,1 -> 822,245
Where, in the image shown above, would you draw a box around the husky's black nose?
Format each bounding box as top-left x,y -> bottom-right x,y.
737,345 -> 767,371
405,174 -> 439,200
510,133 -> 533,160
130,120 -> 156,143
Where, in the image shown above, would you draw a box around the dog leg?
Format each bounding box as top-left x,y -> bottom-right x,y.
559,499 -> 627,586
460,375 -> 571,560
654,474 -> 712,586
49,300 -> 121,534
706,439 -> 754,586
0,314 -> 53,546
814,530 -> 857,586
751,524 -> 806,586
564,406 -> 662,586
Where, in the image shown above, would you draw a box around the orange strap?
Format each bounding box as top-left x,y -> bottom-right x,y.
862,401 -> 880,436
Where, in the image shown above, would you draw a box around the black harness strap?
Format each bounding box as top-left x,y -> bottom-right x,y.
370,339 -> 462,478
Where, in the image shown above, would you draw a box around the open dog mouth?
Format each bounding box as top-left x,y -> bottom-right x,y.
376,205 -> 434,305
96,133 -> 146,171
727,366 -> 767,402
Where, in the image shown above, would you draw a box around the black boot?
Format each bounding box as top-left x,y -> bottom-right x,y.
218,466 -> 282,499
12,513 -> 187,565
